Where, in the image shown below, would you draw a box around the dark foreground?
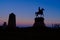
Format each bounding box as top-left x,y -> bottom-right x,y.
0,26 -> 60,40
0,26 -> 60,37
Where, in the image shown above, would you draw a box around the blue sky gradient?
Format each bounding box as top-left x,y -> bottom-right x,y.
0,0 -> 60,27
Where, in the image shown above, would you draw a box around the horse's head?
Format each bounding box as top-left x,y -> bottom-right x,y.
41,8 -> 44,11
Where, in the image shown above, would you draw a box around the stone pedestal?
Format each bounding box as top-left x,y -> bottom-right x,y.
33,17 -> 46,31
33,17 -> 45,28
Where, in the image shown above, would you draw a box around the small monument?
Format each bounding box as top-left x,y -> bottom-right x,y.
3,22 -> 7,27
33,7 -> 46,31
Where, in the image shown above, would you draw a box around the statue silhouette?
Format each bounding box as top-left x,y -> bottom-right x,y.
33,7 -> 46,31
35,7 -> 44,17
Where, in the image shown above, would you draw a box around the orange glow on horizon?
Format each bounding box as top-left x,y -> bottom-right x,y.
16,18 -> 34,26
0,18 -> 60,26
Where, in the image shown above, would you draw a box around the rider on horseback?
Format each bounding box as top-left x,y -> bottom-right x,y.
35,7 -> 44,17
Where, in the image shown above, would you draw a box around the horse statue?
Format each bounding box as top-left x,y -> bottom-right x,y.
35,7 -> 44,17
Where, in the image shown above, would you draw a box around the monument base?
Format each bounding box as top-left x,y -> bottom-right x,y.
33,17 -> 46,31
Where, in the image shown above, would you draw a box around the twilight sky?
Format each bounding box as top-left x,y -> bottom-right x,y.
0,0 -> 60,27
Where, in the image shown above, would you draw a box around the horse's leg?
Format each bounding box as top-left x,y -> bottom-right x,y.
37,14 -> 38,17
35,14 -> 38,17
